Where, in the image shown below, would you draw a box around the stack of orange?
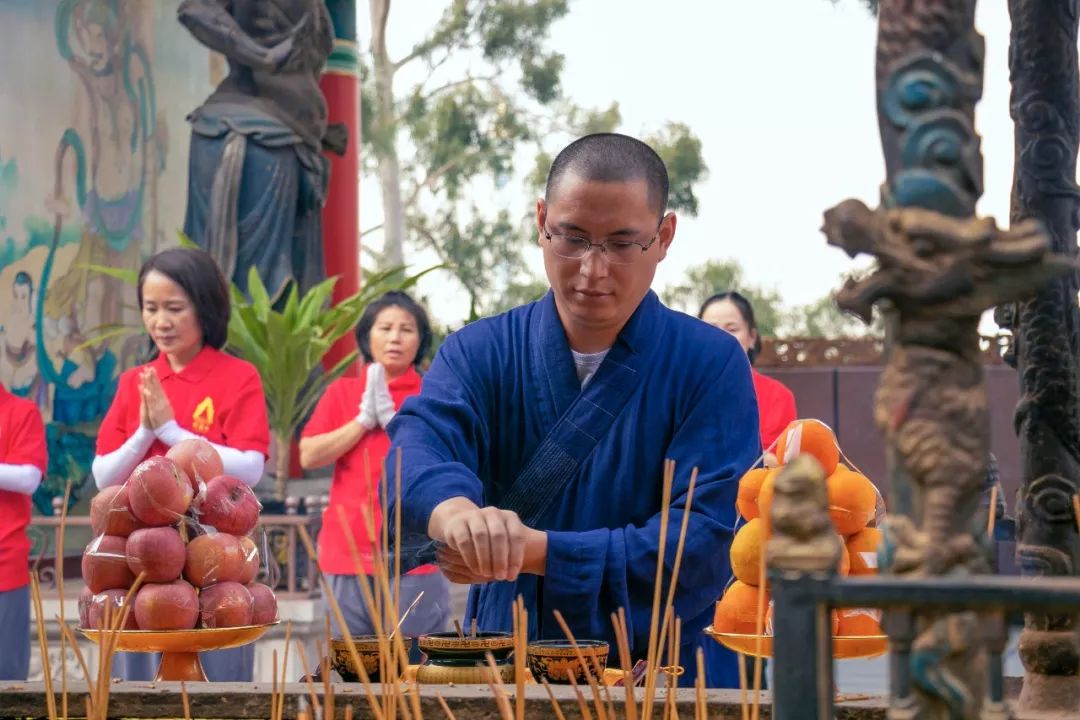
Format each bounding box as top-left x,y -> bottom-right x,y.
714,419 -> 884,638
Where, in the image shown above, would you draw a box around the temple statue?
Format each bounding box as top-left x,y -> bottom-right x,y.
177,0 -> 348,300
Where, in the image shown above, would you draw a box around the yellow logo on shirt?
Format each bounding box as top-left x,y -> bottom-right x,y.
193,396 -> 215,433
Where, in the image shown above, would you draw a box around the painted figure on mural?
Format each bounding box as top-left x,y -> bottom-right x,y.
42,0 -> 163,424
0,273 -> 46,408
177,0 -> 347,301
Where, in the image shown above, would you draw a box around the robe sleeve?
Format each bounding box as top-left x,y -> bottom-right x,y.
541,347 -> 761,653
387,332 -> 489,537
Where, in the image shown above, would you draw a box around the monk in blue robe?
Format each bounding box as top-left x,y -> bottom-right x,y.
388,133 -> 761,688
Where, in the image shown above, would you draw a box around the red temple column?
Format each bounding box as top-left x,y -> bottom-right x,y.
320,0 -> 361,377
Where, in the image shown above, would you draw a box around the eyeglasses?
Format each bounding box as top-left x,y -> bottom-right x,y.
542,221 -> 663,265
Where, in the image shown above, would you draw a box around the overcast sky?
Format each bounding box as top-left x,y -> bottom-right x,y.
358,0 -> 1022,327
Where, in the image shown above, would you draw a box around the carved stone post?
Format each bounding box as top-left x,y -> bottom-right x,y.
767,455 -> 841,720
1003,1 -> 1080,712
821,2 -> 1075,718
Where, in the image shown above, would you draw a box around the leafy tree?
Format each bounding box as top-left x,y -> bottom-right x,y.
780,294 -> 883,338
661,259 -> 784,336
361,0 -> 707,322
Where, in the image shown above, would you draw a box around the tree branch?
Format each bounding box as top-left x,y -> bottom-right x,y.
360,223 -> 384,237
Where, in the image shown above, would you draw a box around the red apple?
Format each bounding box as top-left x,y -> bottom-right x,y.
89,485 -> 144,537
237,536 -> 260,585
247,582 -> 278,625
82,535 -> 136,593
198,581 -> 254,628
133,579 -> 199,631
183,533 -> 245,587
127,457 -> 193,526
86,588 -> 139,630
198,475 -> 261,535
126,527 -> 186,583
166,439 -> 224,494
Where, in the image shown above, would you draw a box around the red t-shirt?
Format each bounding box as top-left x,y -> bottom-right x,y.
0,386 -> 48,591
96,346 -> 270,459
302,365 -> 435,576
753,369 -> 797,452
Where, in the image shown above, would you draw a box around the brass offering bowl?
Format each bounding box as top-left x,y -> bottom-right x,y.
526,639 -> 609,684
329,635 -> 414,682
415,631 -> 514,684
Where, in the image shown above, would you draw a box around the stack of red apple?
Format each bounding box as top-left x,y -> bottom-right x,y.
78,439 -> 278,632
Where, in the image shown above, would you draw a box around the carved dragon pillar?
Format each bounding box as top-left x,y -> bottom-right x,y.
822,1 -> 1074,718
1001,0 -> 1080,713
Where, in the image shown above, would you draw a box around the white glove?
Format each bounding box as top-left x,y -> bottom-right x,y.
356,364 -> 379,430
368,363 -> 397,428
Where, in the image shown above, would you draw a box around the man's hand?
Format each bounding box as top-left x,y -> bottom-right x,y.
428,498 -> 547,583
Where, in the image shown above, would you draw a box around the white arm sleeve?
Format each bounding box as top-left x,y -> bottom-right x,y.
154,420 -> 266,488
92,426 -> 156,490
0,463 -> 43,495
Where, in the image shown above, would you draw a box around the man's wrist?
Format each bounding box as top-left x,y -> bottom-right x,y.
522,527 -> 548,576
427,496 -> 478,540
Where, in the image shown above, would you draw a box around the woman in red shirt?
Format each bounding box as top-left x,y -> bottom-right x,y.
0,382 -> 47,681
699,291 -> 797,452
300,291 -> 449,652
92,247 -> 269,682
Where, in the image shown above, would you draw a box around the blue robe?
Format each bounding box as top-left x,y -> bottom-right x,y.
388,290 -> 761,687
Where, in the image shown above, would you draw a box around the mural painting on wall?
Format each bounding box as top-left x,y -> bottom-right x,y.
0,0 -> 214,512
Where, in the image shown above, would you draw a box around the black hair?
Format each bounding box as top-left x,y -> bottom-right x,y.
699,291 -> 763,364
545,133 -> 670,217
137,247 -> 230,350
355,290 -> 433,368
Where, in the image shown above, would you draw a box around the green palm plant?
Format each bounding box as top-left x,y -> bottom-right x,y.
78,233 -> 437,499
227,265 -> 434,499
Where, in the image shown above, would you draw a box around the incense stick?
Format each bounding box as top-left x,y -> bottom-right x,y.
651,466 -> 699,716
278,621 -> 293,720
296,640 -> 323,717
987,484 -> 999,537
436,691 -> 458,720
272,650 -> 279,720
297,525 -> 386,720
513,596 -> 526,720
180,681 -> 192,720
1073,494 -> 1080,533
390,590 -> 426,640
737,652 -> 749,720
566,670 -> 594,720
695,648 -> 706,720
30,572 -> 57,720
641,459 -> 675,720
552,609 -> 610,720
540,678 -> 569,720
56,621 -> 92,697
612,609 -> 638,720
751,546 -> 767,720
453,619 -> 465,639
484,651 -> 514,720
56,479 -> 72,720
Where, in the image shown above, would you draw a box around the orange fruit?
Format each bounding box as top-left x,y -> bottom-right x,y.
756,469 -> 778,534
730,519 -> 765,587
713,581 -> 770,635
837,538 -> 851,576
846,527 -> 882,576
836,608 -> 882,636
736,468 -> 770,521
765,605 -> 841,637
775,419 -> 840,476
826,466 -> 878,535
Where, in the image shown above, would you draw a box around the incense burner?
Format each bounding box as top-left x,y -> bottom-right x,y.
527,639 -> 609,685
415,631 -> 515,684
329,635 -> 414,682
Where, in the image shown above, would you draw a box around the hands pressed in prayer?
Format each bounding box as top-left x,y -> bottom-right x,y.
428,497 -> 548,583
140,368 -> 175,429
356,363 -> 381,429
367,363 -> 397,428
